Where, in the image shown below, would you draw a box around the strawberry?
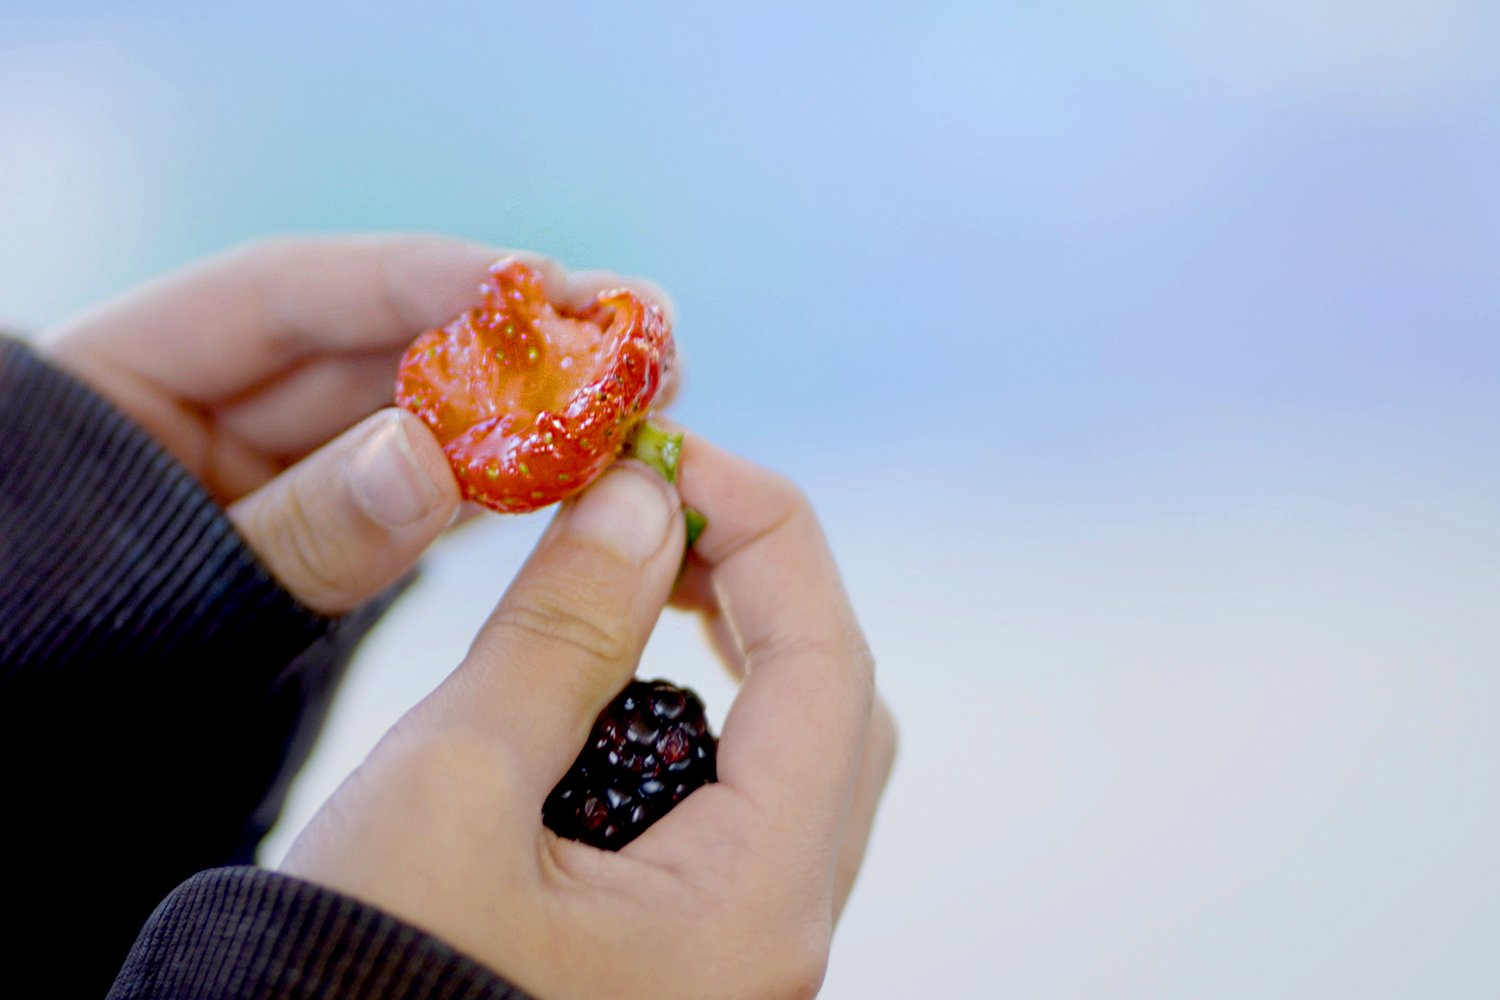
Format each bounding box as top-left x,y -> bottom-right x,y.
395,258 -> 675,513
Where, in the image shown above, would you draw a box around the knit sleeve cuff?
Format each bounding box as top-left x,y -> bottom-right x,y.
0,336 -> 329,683
108,868 -> 532,1000
0,337 -> 380,989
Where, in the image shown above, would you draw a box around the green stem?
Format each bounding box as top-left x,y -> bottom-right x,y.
683,506 -> 707,549
627,420 -> 706,579
625,419 -> 682,483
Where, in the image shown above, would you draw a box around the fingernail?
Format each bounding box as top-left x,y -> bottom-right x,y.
348,411 -> 444,528
562,463 -> 677,564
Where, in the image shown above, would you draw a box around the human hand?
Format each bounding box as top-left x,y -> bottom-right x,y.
280,431 -> 897,1000
43,236 -> 670,614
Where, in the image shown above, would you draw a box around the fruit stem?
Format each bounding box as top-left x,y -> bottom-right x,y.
626,419 -> 706,567
684,506 -> 707,549
625,418 -> 682,483
676,505 -> 708,587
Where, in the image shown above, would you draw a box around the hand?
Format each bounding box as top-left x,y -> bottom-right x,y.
43,236 -> 670,614
280,431 -> 898,1000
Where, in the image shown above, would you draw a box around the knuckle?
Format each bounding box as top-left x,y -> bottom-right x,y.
244,481 -> 350,606
759,469 -> 811,521
711,468 -> 819,566
223,236 -> 323,357
490,584 -> 633,666
746,625 -> 875,682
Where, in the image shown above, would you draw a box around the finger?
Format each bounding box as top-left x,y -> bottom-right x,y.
670,558 -> 746,677
227,407 -> 460,614
833,694 -> 897,918
48,235 -> 535,403
674,433 -> 875,849
449,500 -> 487,530
677,529 -> 888,903
214,348 -> 405,459
437,460 -> 685,799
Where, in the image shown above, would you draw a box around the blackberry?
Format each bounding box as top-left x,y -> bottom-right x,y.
544,678 -> 717,850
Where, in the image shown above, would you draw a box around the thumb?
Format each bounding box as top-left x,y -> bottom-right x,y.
436,460 -> 684,800
228,407 -> 460,614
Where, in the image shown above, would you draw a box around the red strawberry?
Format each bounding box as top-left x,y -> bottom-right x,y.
395,258 -> 675,513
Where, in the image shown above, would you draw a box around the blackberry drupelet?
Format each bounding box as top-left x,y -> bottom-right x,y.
544,678 -> 717,850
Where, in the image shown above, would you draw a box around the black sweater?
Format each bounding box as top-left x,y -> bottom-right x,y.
0,339 -> 527,999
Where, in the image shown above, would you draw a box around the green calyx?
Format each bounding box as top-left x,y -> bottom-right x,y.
676,504 -> 708,587
624,420 -> 707,577
625,418 -> 683,483
683,506 -> 707,549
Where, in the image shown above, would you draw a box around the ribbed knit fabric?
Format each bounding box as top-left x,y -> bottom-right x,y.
109,868 -> 531,999
0,341 -> 325,674
0,338 -> 386,996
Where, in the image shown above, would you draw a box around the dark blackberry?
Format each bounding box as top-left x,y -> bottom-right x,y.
544,678 -> 717,850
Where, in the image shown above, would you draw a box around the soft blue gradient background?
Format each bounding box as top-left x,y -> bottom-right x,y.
4,2 -> 1499,996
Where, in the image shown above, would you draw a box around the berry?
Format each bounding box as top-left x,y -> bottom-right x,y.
395,258 -> 675,513
544,679 -> 717,850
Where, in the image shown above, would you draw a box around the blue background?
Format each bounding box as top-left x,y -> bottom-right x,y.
4,1 -> 1499,996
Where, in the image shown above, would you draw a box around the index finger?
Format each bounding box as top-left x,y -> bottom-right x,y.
674,433 -> 875,850
45,235 -> 559,403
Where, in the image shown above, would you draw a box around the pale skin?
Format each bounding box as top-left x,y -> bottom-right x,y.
45,236 -> 897,999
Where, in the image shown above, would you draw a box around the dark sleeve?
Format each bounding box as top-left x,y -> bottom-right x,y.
0,338 -> 397,995
108,868 -> 531,1000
